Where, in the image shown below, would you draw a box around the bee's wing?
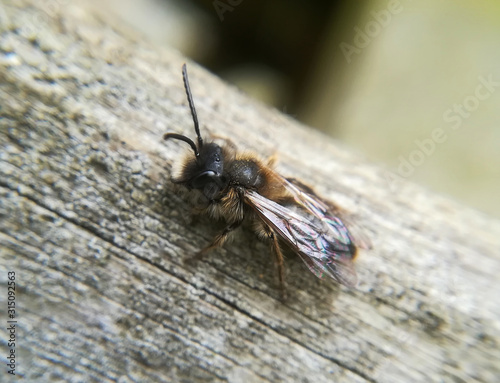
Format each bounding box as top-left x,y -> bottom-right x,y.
283,177 -> 372,251
244,190 -> 357,287
296,250 -> 357,288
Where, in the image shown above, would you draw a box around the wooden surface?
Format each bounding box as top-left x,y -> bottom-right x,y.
1,1 -> 500,382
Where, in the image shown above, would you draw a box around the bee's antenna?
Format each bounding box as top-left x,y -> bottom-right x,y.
164,133 -> 199,157
182,64 -> 203,149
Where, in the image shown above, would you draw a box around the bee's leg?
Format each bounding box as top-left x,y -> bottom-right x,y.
266,152 -> 279,167
187,206 -> 206,226
263,225 -> 287,300
187,219 -> 243,262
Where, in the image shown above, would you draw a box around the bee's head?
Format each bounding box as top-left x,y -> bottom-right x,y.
164,64 -> 227,199
195,142 -> 224,179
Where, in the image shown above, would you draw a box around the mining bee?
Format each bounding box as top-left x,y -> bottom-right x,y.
164,64 -> 364,298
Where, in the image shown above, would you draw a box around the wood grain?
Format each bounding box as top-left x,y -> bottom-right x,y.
1,1 -> 499,382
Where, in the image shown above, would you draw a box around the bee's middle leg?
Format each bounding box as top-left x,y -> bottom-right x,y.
188,220 -> 243,261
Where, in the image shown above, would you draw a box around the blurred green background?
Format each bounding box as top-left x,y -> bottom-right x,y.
100,0 -> 500,218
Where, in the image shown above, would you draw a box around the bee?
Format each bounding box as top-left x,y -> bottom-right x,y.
164,64 -> 363,298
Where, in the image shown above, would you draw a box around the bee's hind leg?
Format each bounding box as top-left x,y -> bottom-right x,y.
187,220 -> 243,262
262,225 -> 287,300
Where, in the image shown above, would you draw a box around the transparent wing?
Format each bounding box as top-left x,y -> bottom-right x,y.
283,177 -> 372,251
245,190 -> 357,287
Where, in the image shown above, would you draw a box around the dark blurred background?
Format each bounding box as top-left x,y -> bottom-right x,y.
98,0 -> 500,218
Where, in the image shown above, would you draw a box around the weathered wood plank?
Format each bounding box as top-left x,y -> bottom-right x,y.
1,1 -> 499,382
